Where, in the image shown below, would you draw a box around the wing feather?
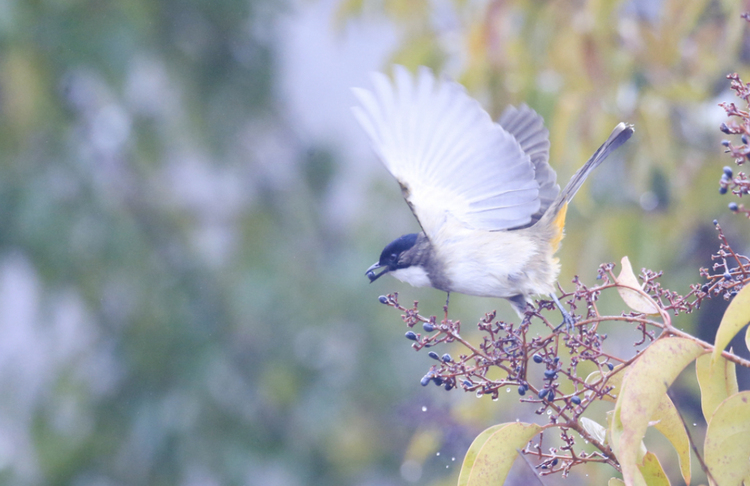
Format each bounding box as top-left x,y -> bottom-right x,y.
353,66 -> 543,237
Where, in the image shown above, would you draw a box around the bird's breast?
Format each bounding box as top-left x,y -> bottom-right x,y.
432,221 -> 558,299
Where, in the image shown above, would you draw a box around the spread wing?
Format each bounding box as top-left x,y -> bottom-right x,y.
498,104 -> 559,225
352,65 -> 543,239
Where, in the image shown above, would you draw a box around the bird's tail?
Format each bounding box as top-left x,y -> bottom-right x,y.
544,123 -> 634,220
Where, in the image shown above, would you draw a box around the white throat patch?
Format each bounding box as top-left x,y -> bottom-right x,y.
390,266 -> 431,288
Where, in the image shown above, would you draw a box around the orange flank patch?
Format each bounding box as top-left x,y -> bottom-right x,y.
550,203 -> 568,253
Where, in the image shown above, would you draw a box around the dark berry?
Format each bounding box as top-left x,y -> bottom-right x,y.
378,295 -> 388,304
533,354 -> 543,364
607,363 -> 615,371
701,284 -> 709,293
432,376 -> 443,386
571,396 -> 581,405
442,354 -> 452,363
420,374 -> 431,386
722,139 -> 731,147
462,380 -> 472,388
518,385 -> 527,396
405,331 -> 418,341
422,322 -> 435,332
428,351 -> 440,360
720,186 -> 728,195
721,122 -> 731,134
444,383 -> 453,391
729,202 -> 739,211
544,369 -> 557,379
551,458 -> 559,466
538,389 -> 549,399
724,272 -> 732,280
713,219 -> 719,226
724,166 -> 734,178
547,390 -> 555,401
743,134 -> 749,145
553,357 -> 560,363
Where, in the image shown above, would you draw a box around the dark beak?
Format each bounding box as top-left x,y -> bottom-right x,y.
366,262 -> 389,282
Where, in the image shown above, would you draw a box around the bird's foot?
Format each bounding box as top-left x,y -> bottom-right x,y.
550,293 -> 576,332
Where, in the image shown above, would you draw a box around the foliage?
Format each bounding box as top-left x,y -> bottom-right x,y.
374,66 -> 750,486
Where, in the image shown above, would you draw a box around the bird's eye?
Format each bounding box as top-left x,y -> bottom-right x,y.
390,253 -> 398,262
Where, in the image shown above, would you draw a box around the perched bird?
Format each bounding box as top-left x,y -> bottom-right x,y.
354,66 -> 633,326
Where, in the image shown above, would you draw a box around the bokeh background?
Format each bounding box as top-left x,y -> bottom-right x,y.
1,0 -> 749,484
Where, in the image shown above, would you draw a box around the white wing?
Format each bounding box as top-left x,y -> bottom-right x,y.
353,66 -> 541,238
498,104 -> 559,224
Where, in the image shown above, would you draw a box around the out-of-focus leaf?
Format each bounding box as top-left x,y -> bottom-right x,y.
457,422 -> 542,486
696,353 -> 738,424
615,256 -> 659,315
611,338 -> 703,486
333,0 -> 365,27
711,284 -> 750,368
609,479 -> 626,486
580,417 -> 607,445
704,391 -> 750,485
639,451 -> 671,486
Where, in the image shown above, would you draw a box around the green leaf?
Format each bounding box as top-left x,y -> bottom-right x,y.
458,422 -> 543,486
711,283 -> 750,367
639,451 -> 671,486
615,256 -> 660,315
611,338 -> 704,486
696,353 -> 739,424
704,391 -> 750,486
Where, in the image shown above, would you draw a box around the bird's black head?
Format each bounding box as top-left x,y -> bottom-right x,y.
366,233 -> 419,282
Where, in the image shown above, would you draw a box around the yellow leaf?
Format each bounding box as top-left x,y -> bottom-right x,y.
611,338 -> 704,486
615,256 -> 660,315
592,364 -> 691,484
711,284 -> 750,368
696,353 -> 739,424
458,422 -> 543,486
609,479 -> 626,486
704,391 -> 750,485
639,451 -> 671,486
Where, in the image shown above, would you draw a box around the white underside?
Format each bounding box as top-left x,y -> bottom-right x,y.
390,266 -> 432,288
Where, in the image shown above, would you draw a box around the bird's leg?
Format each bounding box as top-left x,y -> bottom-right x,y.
550,293 -> 575,332
443,292 -> 450,322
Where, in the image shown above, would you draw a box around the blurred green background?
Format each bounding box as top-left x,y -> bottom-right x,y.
0,0 -> 748,484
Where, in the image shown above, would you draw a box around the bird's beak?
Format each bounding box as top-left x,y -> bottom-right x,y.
366,262 -> 389,282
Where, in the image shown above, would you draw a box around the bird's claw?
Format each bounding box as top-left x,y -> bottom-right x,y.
554,308 -> 576,332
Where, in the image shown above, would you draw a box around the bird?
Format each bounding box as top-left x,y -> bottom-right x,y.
353,66 -> 633,327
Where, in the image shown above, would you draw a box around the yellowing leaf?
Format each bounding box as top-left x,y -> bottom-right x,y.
615,256 -> 660,315
594,364 -> 691,484
612,338 -> 704,486
704,391 -> 750,486
696,353 -> 739,424
458,422 -> 542,486
650,397 -> 691,485
609,479 -> 626,486
711,283 -> 750,367
639,451 -> 671,486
